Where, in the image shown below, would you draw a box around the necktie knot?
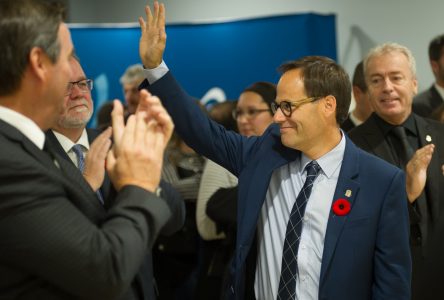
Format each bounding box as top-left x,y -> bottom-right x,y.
305,160 -> 321,178
391,125 -> 408,140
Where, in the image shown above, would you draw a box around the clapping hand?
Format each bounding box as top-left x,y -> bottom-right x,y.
406,144 -> 434,202
106,91 -> 174,192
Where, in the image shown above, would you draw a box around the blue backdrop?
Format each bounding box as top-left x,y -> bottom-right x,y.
70,13 -> 336,127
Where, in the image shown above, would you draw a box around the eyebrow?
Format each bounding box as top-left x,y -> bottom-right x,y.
70,77 -> 87,82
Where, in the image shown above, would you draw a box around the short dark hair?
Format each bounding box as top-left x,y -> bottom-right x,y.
352,61 -> 367,92
209,100 -> 238,132
278,56 -> 351,124
242,81 -> 276,109
429,34 -> 444,61
0,0 -> 65,96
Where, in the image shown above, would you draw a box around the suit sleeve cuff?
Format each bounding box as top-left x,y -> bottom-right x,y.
143,60 -> 169,84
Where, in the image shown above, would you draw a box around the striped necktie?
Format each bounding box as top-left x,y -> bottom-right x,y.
277,160 -> 321,300
71,144 -> 104,205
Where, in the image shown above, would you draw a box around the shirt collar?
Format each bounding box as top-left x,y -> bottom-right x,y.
372,113 -> 417,137
53,128 -> 90,153
299,130 -> 346,179
349,112 -> 363,127
0,105 -> 45,150
433,83 -> 444,102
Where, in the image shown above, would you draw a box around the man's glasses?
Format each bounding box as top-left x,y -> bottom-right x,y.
271,97 -> 321,117
232,108 -> 271,120
66,79 -> 93,95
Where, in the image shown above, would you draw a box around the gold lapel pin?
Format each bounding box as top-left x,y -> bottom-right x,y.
345,189 -> 352,197
426,135 -> 432,143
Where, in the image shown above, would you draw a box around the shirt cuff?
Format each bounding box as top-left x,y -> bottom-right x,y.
143,60 -> 169,85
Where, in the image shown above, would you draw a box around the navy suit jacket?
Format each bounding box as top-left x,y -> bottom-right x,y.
141,72 -> 411,300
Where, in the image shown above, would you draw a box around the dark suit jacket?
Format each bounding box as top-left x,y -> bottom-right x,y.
0,120 -> 174,300
141,72 -> 412,300
45,128 -> 185,299
413,85 -> 444,118
348,112 -> 444,300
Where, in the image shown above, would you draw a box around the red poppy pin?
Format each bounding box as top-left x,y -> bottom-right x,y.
332,198 -> 351,216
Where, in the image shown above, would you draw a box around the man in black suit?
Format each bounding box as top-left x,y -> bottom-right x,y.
341,61 -> 373,132
413,34 -> 444,119
0,1 -> 175,299
45,56 -> 185,299
349,43 -> 444,300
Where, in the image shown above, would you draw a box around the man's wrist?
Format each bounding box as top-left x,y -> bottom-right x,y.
116,179 -> 159,193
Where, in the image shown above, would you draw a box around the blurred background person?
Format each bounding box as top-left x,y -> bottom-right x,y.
121,64 -> 146,116
414,34 -> 444,118
431,103 -> 444,122
96,64 -> 145,129
341,61 -> 373,132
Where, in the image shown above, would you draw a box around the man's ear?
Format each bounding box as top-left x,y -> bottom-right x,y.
28,47 -> 50,82
323,95 -> 337,116
430,60 -> 439,77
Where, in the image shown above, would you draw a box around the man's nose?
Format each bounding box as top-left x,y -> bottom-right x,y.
273,108 -> 285,123
382,77 -> 394,91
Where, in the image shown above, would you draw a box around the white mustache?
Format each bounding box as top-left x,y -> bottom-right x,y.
66,98 -> 90,110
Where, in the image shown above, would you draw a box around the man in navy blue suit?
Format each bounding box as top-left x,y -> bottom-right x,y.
137,3 -> 411,299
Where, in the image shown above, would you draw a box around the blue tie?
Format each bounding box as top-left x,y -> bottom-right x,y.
71,144 -> 104,205
277,160 -> 321,300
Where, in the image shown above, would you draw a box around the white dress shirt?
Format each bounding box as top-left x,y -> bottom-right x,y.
434,82 -> 444,103
0,105 -> 45,149
255,133 -> 346,300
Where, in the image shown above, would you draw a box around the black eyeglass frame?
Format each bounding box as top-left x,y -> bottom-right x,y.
271,96 -> 322,117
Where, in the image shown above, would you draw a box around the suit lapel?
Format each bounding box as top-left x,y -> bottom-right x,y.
238,129 -> 299,246
53,150 -> 105,212
320,137 -> 361,284
0,120 -> 104,215
45,129 -> 105,212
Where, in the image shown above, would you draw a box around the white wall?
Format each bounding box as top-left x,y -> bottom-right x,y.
68,0 -> 444,91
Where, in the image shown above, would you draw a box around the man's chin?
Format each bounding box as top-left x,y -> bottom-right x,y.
58,117 -> 89,129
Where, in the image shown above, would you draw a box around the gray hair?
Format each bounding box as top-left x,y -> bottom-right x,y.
364,42 -> 417,78
119,64 -> 145,85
